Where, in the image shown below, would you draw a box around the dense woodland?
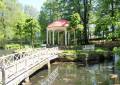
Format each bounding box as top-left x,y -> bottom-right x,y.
0,0 -> 120,48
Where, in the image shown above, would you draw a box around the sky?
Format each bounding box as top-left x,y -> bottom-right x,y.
17,0 -> 45,11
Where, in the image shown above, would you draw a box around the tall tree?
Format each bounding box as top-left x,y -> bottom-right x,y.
24,18 -> 40,47
95,0 -> 120,40
68,13 -> 83,45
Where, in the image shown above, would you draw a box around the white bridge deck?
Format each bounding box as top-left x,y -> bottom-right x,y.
0,47 -> 60,85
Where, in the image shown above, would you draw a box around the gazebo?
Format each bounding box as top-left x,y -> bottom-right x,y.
46,19 -> 69,46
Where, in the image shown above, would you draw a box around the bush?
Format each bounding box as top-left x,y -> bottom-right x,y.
116,60 -> 120,69
5,44 -> 21,50
113,47 -> 120,55
96,48 -> 105,53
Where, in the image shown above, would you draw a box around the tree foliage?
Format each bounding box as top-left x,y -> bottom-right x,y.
0,0 -> 120,47
68,13 -> 82,31
0,0 -> 41,48
24,18 -> 40,47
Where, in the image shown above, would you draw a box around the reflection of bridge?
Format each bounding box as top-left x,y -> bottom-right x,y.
0,47 -> 60,85
41,67 -> 59,85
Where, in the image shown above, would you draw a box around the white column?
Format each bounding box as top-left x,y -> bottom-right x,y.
49,31 -> 51,44
65,30 -> 67,46
68,32 -> 70,45
58,32 -> 59,45
74,30 -> 76,45
47,29 -> 48,45
52,31 -> 55,45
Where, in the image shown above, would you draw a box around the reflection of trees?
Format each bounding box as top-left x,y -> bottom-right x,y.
57,62 -> 79,85
90,64 -> 110,85
59,63 -> 77,77
53,62 -> 113,85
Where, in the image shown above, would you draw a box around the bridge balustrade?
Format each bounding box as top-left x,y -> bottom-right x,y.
0,47 -> 59,85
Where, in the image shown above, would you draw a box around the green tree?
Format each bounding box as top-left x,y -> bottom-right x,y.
24,18 -> 40,47
68,13 -> 83,45
0,0 -> 25,47
15,13 -> 27,48
0,0 -> 5,9
95,15 -> 110,39
95,0 -> 120,40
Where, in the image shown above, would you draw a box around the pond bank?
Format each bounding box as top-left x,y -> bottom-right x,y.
58,49 -> 113,65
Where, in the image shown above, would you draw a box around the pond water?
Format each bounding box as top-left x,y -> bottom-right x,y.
30,61 -> 120,85
0,49 -> 119,85
0,49 -> 14,57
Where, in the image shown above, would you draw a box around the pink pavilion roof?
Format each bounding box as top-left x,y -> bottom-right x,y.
47,19 -> 69,31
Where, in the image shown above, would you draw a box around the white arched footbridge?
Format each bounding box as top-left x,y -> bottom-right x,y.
0,47 -> 60,85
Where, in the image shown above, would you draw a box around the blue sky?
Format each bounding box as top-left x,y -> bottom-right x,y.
17,0 -> 45,11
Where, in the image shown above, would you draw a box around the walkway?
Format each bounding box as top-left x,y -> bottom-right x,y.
0,47 -> 60,85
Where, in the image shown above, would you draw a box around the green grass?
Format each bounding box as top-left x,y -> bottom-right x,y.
5,44 -> 32,50
63,50 -> 76,54
60,47 -> 110,61
95,48 -> 105,53
5,44 -> 21,50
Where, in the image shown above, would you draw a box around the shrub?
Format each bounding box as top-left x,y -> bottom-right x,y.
113,47 -> 120,55
5,44 -> 21,50
116,60 -> 120,69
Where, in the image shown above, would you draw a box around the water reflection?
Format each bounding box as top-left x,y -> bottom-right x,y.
0,50 -> 14,57
41,67 -> 59,85
30,62 -> 120,85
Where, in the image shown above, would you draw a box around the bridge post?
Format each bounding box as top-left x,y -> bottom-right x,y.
22,77 -> 31,85
48,60 -> 51,74
1,62 -> 5,85
48,61 -> 51,69
25,77 -> 30,83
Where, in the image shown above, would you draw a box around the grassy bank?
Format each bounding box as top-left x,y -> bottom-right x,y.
59,47 -> 113,62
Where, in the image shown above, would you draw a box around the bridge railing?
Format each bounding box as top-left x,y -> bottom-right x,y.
0,47 -> 59,85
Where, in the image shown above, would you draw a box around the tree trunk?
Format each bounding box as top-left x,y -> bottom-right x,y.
74,30 -> 76,45
83,0 -> 89,44
3,24 -> 6,49
111,0 -> 115,41
103,31 -> 104,39
20,30 -> 22,49
31,27 -> 34,48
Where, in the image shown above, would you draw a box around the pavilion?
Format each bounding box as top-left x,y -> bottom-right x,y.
46,19 -> 70,46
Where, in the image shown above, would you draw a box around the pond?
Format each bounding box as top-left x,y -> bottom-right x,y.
1,49 -> 119,85
30,61 -> 120,85
0,49 -> 14,57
